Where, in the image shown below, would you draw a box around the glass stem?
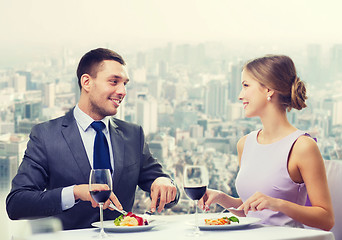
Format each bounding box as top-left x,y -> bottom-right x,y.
194,200 -> 199,233
99,203 -> 105,237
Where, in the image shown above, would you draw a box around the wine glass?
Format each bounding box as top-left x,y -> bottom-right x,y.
89,169 -> 113,238
183,165 -> 209,236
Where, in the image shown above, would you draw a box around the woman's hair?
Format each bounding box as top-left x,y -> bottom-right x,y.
244,55 -> 307,111
76,48 -> 126,90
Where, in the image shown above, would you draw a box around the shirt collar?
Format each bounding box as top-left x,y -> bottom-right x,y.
73,105 -> 110,133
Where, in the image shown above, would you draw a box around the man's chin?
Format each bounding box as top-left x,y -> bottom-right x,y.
98,108 -> 117,118
108,108 -> 118,116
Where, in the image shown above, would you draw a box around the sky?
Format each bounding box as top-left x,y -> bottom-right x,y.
1,0 -> 342,66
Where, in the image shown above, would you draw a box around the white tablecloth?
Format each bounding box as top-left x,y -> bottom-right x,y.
24,214 -> 335,240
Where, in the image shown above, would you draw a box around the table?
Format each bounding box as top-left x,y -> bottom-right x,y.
24,214 -> 335,240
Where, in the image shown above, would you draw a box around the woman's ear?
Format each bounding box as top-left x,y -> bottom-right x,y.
267,88 -> 275,98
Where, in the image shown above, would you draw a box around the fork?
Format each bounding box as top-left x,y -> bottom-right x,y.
109,202 -> 128,216
109,202 -> 153,221
218,207 -> 244,215
226,207 -> 244,212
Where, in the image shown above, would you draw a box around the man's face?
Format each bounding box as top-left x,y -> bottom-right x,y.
86,60 -> 129,120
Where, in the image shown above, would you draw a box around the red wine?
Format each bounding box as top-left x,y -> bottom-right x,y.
184,186 -> 207,200
90,190 -> 111,203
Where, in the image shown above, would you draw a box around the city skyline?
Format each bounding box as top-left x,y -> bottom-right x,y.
1,32 -> 342,240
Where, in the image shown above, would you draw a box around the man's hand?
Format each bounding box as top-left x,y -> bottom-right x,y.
150,177 -> 177,213
73,184 -> 123,210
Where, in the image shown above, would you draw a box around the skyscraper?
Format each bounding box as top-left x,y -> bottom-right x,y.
14,100 -> 42,133
135,94 -> 158,135
43,82 -> 55,108
13,73 -> 26,93
306,44 -> 322,86
204,80 -> 228,119
330,44 -> 342,80
228,62 -> 242,103
0,134 -> 28,190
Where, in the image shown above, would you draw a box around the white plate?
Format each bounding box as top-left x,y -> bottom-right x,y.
91,220 -> 157,232
197,216 -> 261,230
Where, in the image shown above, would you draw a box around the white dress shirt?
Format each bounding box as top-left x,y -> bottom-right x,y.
61,105 -> 114,210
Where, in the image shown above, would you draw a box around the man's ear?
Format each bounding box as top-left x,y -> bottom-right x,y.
80,74 -> 91,92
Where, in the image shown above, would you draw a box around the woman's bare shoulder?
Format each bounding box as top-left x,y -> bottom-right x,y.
292,134 -> 323,166
237,135 -> 248,154
293,134 -> 319,154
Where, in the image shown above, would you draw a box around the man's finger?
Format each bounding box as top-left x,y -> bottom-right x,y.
168,187 -> 176,203
90,198 -> 98,208
150,190 -> 159,213
109,192 -> 123,210
158,191 -> 167,213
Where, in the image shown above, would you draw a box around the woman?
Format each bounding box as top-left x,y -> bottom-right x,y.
199,55 -> 334,230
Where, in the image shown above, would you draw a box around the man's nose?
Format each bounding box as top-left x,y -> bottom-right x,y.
117,82 -> 126,96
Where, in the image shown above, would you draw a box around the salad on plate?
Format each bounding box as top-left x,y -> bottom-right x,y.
114,212 -> 149,226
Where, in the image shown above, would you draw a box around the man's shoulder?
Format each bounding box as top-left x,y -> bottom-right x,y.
111,117 -> 140,129
33,109 -> 74,131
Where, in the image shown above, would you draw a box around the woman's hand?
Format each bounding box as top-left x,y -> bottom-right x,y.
238,191 -> 281,215
198,188 -> 224,211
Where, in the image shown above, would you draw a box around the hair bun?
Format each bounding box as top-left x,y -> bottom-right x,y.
290,77 -> 307,110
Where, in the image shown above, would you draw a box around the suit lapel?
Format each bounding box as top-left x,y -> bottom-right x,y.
61,109 -> 91,182
109,118 -> 124,191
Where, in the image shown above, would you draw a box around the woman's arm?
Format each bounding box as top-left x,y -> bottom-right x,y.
286,135 -> 334,230
238,135 -> 334,230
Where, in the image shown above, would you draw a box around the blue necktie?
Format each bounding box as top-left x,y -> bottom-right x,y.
91,121 -> 112,171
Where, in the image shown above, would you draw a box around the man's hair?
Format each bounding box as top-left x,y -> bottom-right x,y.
76,48 -> 126,89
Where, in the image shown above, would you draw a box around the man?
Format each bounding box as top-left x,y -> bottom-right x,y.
6,48 -> 179,230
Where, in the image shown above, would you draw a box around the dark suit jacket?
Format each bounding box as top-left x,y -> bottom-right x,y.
6,109 -> 171,230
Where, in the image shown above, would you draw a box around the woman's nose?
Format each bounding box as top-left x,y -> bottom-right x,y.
238,90 -> 243,101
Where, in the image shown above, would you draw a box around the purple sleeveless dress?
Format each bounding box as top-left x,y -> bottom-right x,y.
235,129 -> 308,227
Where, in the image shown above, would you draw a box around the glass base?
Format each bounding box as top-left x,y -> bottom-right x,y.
93,228 -> 108,239
187,227 -> 203,237
99,229 -> 108,238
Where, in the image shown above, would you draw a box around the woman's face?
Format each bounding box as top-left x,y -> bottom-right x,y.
238,69 -> 269,118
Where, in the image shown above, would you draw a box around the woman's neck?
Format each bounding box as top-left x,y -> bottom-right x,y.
258,108 -> 297,144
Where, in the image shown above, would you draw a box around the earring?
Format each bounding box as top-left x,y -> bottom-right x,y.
267,96 -> 271,101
